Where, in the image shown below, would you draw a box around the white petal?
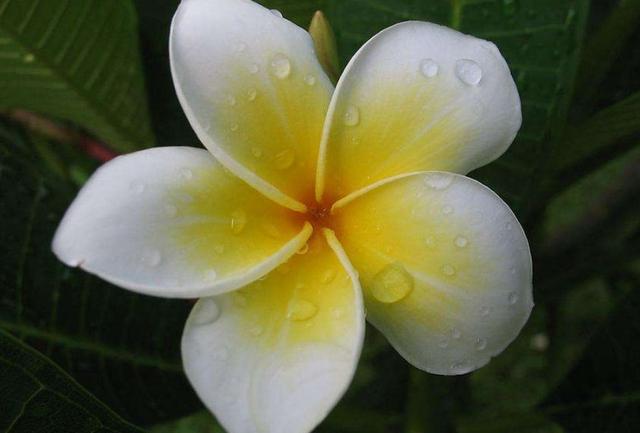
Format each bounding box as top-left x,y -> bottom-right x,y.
316,21 -> 521,201
171,0 -> 333,211
181,229 -> 364,433
52,147 -> 311,298
333,172 -> 533,374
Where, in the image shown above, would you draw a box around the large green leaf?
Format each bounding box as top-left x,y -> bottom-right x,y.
0,329 -> 145,433
542,286 -> 640,432
0,120 -> 198,425
0,0 -> 154,152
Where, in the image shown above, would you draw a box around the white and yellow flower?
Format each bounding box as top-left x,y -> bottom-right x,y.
53,0 -> 533,432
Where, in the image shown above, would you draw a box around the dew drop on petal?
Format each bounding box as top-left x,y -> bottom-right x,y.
331,307 -> 345,319
270,9 -> 283,18
229,123 -> 239,132
419,58 -> 439,77
270,53 -> 291,79
247,88 -> 257,101
455,236 -> 468,248
251,146 -> 263,158
249,63 -> 260,74
508,291 -> 518,305
441,264 -> 456,277
441,205 -> 453,215
480,306 -> 491,317
424,235 -> 436,248
451,328 -> 462,339
287,299 -> 318,321
226,94 -> 237,106
343,105 -> 360,126
423,172 -> 452,190
230,209 -> 247,234
274,148 -> 295,170
455,59 -> 483,86
304,74 -> 316,86
234,293 -> 248,308
322,268 -> 337,284
193,298 -> 221,325
214,244 -> 225,254
233,41 -> 247,53
204,268 -> 218,282
438,338 -> 449,348
475,337 -> 487,351
371,263 -> 414,304
261,221 -> 281,238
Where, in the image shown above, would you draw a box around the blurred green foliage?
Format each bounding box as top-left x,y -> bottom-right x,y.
1,0 -> 639,432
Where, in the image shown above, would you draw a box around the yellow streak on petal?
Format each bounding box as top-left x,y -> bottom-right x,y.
230,230 -> 358,349
167,165 -> 303,279
320,71 -> 468,201
212,58 -> 332,202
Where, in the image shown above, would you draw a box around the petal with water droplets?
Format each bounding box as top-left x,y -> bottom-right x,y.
333,172 -> 533,374
182,229 -> 364,433
53,147 -> 311,298
316,21 -> 521,202
171,0 -> 333,211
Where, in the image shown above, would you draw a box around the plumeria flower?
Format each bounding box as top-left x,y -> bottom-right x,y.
53,0 -> 533,432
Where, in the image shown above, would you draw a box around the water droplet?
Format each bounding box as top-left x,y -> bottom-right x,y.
193,298 -> 220,325
234,293 -> 248,308
371,263 -> 414,304
450,362 -> 467,374
130,181 -> 145,194
441,205 -> 453,215
451,328 -> 462,339
249,325 -> 264,336
23,53 -> 35,63
322,269 -> 337,284
455,59 -> 483,86
247,88 -> 257,101
180,168 -> 193,180
343,105 -> 360,126
424,235 -> 436,248
164,204 -> 178,217
230,123 -> 239,132
419,58 -> 439,77
480,306 -> 491,317
251,146 -> 263,158
475,337 -> 487,351
510,266 -> 517,275
296,243 -> 309,255
274,148 -> 295,170
249,63 -> 259,74
331,307 -> 345,319
304,74 -> 316,86
204,268 -> 218,282
287,299 -> 318,321
438,339 -> 449,348
234,41 -> 247,53
142,249 -> 162,267
441,264 -> 456,277
214,244 -> 225,254
230,209 -> 247,234
454,236 -> 468,248
270,9 -> 283,18
508,291 -> 518,305
270,53 -> 291,79
423,173 -> 452,189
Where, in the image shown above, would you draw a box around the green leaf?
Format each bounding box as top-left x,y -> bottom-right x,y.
0,120 -> 199,425
0,0 -> 154,152
0,329 -> 145,433
554,90 -> 640,172
542,286 -> 640,432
